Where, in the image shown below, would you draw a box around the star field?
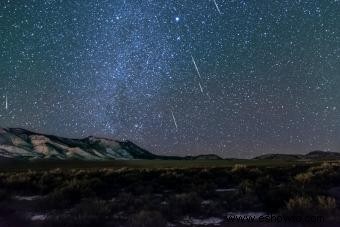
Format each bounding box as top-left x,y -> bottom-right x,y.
0,0 -> 339,158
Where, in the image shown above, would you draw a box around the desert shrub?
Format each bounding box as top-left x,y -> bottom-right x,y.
58,179 -> 96,198
167,192 -> 202,217
45,199 -> 113,227
141,194 -> 163,211
113,192 -> 139,213
246,168 -> 263,179
39,179 -> 98,210
197,168 -> 214,179
4,172 -> 37,191
258,185 -> 298,212
316,196 -> 336,213
294,172 -> 314,186
38,189 -> 71,210
309,162 -> 338,179
192,181 -> 217,198
201,200 -> 224,216
239,180 -> 254,194
254,175 -> 275,192
119,193 -> 162,213
213,188 -> 236,210
230,165 -> 261,182
69,199 -> 113,225
288,162 -> 340,188
283,195 -> 336,216
234,193 -> 262,211
158,171 -> 188,192
37,171 -> 65,193
281,165 -> 307,177
127,210 -> 167,227
128,183 -> 154,195
231,164 -> 248,173
214,172 -> 233,187
286,196 -> 313,213
306,162 -> 339,186
309,162 -> 334,173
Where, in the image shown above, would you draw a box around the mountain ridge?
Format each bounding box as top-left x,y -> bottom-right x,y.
0,127 -> 160,160
254,150 -> 340,160
1,127 -> 339,161
0,127 -> 225,161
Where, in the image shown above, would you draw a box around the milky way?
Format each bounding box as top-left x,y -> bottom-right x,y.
0,0 -> 339,157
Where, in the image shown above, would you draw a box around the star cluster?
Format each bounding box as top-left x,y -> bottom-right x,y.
0,0 -> 339,158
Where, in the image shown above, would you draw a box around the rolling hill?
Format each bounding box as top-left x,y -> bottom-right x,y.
254,151 -> 340,160
1,127 -> 339,162
0,128 -> 159,160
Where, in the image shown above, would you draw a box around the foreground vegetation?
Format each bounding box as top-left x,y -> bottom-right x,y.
0,160 -> 339,226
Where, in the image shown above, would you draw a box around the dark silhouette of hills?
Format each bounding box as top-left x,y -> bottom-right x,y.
1,127 -> 339,161
254,150 -> 340,160
0,127 -> 224,161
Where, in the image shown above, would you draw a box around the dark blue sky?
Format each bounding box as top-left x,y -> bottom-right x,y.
0,0 -> 339,158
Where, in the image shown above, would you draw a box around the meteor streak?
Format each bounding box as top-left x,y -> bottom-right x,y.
191,55 -> 202,79
213,0 -> 222,15
5,94 -> 8,110
171,110 -> 178,130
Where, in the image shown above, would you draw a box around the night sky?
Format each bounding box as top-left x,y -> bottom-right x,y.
0,0 -> 339,158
